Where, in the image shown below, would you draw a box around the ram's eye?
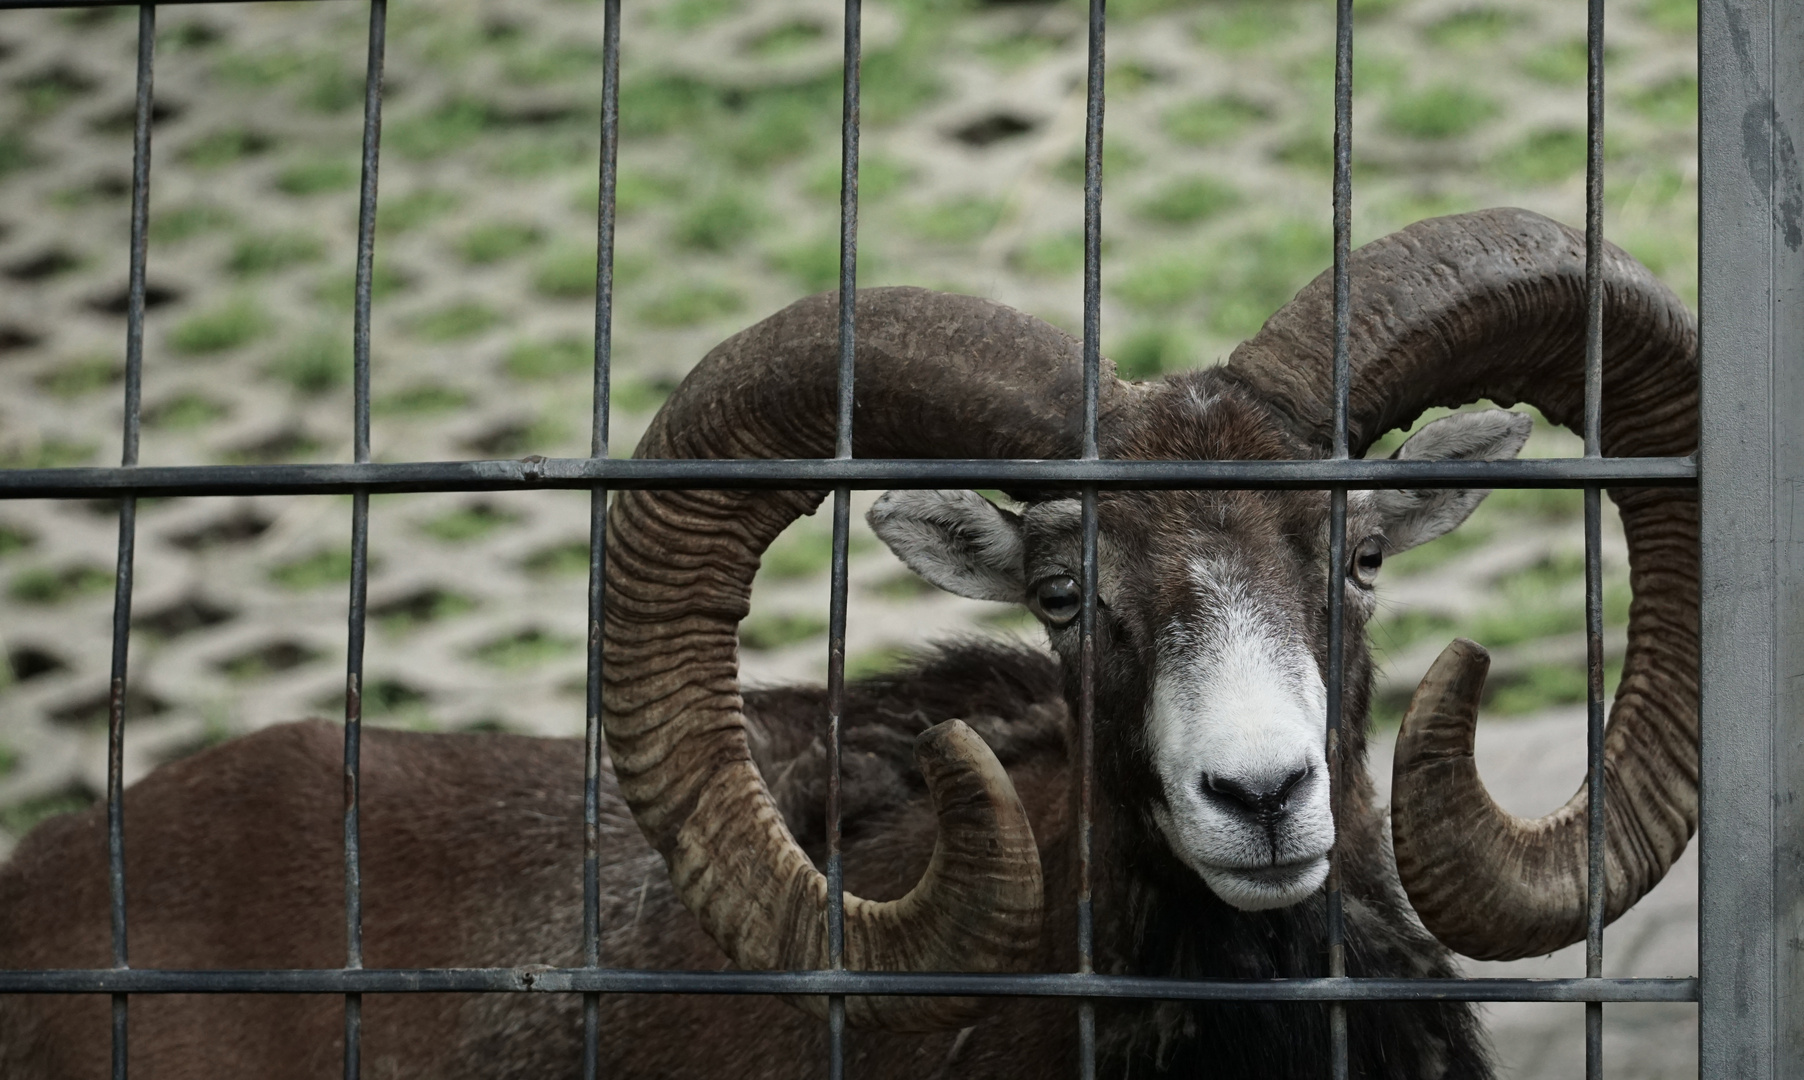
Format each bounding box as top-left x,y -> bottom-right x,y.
1350,537 -> 1384,588
1031,575 -> 1082,626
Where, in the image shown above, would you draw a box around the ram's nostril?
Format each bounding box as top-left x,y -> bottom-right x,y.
1202,766 -> 1312,818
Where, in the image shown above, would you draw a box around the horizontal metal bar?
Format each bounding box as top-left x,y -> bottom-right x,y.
0,969 -> 1699,1003
0,456 -> 1696,499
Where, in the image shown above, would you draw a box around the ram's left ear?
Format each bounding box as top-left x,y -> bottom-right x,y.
1366,409 -> 1533,554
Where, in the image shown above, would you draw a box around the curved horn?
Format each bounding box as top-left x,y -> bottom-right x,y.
604,287 -> 1134,1028
1225,208 -> 1698,960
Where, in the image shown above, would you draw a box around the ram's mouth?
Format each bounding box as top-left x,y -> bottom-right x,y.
1197,856 -> 1330,911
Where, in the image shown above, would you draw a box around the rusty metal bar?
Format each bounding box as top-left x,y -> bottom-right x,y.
580,0 -> 621,1076
104,7 -> 156,1079
0,968 -> 1701,1002
341,3 -> 386,1076
1581,0 -> 1607,1075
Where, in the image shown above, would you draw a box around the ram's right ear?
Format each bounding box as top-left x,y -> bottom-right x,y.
867,490 -> 1026,603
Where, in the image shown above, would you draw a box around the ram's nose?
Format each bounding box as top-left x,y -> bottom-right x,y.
1200,766 -> 1313,820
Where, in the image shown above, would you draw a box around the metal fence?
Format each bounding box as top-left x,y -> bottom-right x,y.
0,0 -> 1788,1077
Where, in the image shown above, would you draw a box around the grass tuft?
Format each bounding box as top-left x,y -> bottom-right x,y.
1134,176 -> 1241,226
1383,84 -> 1499,140
167,297 -> 273,355
9,564 -> 111,604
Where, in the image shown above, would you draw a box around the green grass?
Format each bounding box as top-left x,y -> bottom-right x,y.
301,64 -> 364,114
638,283 -> 745,328
766,234 -> 845,293
266,333 -> 348,395
1627,74 -> 1697,126
0,129 -> 31,181
1381,520 -> 1496,576
613,377 -> 675,415
1422,7 -> 1525,49
8,564 -> 111,604
1520,38 -> 1590,86
1010,232 -> 1085,278
650,0 -> 740,29
472,627 -> 580,669
1370,607 -> 1461,653
225,231 -> 325,276
532,246 -> 599,299
362,679 -> 430,720
375,589 -> 478,634
387,99 -> 492,159
150,204 -> 236,243
904,196 -> 1003,244
502,44 -> 605,86
167,298 -> 273,355
1110,325 -> 1197,379
523,540 -> 590,577
0,787 -> 93,837
1492,128 -> 1587,185
846,646 -> 913,682
0,523 -> 34,557
316,263 -> 409,310
37,354 -> 120,398
0,740 -> 16,778
1134,176 -> 1241,226
1485,660 -> 1623,716
1201,219 -> 1332,338
376,188 -> 461,234
1115,253 -> 1211,313
505,336 -> 590,381
722,88 -> 830,171
16,64 -> 97,116
275,157 -> 359,196
458,221 -> 543,265
269,549 -> 355,590
1383,84 -> 1500,140
1054,141 -> 1143,186
210,47 -> 311,87
145,393 -> 228,430
674,191 -> 765,252
759,528 -> 874,580
0,439 -> 95,470
373,383 -> 469,416
750,19 -> 826,58
1193,2 -> 1298,51
1161,95 -> 1269,147
865,572 -> 935,600
805,153 -> 910,204
218,641 -> 319,680
740,612 -> 829,651
181,127 -> 276,168
410,301 -> 504,342
420,502 -> 519,542
1642,0 -> 1695,34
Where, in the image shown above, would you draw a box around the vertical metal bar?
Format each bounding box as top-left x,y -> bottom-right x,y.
106,8 -> 156,1078
343,4 -> 386,1077
825,1 -> 861,1075
1580,0 -> 1606,1075
1077,0 -> 1104,1075
1698,0 -> 1801,1074
1325,0 -> 1353,1075
581,1 -> 620,1076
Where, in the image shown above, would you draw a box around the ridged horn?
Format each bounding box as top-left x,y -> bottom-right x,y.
1225,208 -> 1698,960
604,287 -> 1135,1027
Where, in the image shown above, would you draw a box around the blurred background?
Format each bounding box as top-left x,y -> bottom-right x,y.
0,0 -> 1697,1074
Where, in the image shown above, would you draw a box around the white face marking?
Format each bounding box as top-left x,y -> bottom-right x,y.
1147,558 -> 1334,910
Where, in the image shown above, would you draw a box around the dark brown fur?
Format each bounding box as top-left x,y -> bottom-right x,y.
1,372 -> 1486,1078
